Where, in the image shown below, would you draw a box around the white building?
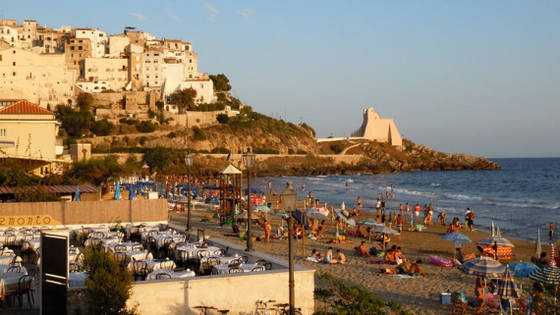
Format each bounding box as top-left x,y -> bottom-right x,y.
0,26 -> 19,47
76,80 -> 109,93
74,28 -> 108,57
180,79 -> 216,104
143,50 -> 163,88
108,34 -> 129,57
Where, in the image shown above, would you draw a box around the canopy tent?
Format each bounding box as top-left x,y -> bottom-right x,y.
221,164 -> 242,175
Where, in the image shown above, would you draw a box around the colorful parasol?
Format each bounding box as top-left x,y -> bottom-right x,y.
459,256 -> 506,278
529,265 -> 560,284
497,266 -> 519,298
508,261 -> 539,277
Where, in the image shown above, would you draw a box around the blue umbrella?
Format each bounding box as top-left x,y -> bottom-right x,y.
459,256 -> 506,278
442,232 -> 471,243
72,185 -> 81,201
358,219 -> 384,227
113,182 -> 121,200
498,265 -> 519,298
508,261 -> 538,277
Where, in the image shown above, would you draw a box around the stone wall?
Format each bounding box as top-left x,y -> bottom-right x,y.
165,110 -> 230,128
0,199 -> 167,226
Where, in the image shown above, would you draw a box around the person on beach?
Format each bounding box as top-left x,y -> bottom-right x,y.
465,209 -> 475,232
414,203 -> 421,222
376,199 -> 381,214
399,204 -> 404,216
356,196 -> 362,211
396,214 -> 404,234
437,211 -> 446,225
345,181 -> 349,191
263,219 -> 271,244
301,183 -> 306,192
324,247 -> 336,264
408,260 -> 425,276
311,249 -> 323,261
336,249 -> 347,264
355,241 -> 370,257
475,277 -> 485,314
405,203 -> 411,218
549,222 -> 554,242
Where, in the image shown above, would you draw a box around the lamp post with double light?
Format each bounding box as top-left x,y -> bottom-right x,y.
243,149 -> 255,251
281,182 -> 297,315
184,153 -> 194,231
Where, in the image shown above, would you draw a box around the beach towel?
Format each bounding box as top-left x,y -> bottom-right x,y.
305,256 -> 319,263
369,260 -> 396,265
388,274 -> 418,279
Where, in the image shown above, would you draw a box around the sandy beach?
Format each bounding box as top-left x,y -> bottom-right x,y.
170,207 -> 545,314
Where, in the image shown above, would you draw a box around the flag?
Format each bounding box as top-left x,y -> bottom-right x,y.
227,152 -> 231,161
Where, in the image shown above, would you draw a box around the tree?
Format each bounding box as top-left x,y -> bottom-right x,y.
155,101 -> 164,111
55,105 -> 94,138
143,146 -> 173,172
77,93 -> 94,112
209,73 -> 231,91
135,121 -> 156,133
92,119 -> 114,136
82,247 -> 135,315
168,88 -> 197,113
65,156 -> 124,186
15,188 -> 60,202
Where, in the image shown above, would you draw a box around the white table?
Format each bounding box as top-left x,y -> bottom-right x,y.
175,245 -> 222,261
145,269 -> 195,280
0,265 -> 27,274
212,263 -> 265,275
105,242 -> 143,252
0,256 -> 15,265
22,239 -> 40,251
129,259 -> 176,273
152,234 -> 186,248
200,255 -> 240,266
119,250 -> 153,261
69,272 -> 87,288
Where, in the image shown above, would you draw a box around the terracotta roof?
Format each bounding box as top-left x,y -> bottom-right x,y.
0,100 -> 53,115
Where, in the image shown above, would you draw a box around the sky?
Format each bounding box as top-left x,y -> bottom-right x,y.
3,1 -> 559,157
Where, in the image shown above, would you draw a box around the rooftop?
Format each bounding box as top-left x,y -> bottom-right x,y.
0,100 -> 53,115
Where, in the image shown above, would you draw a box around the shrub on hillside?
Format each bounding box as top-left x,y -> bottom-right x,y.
254,148 -> 279,154
92,119 -> 114,136
135,121 -> 156,133
192,126 -> 206,141
216,114 -> 229,124
209,73 -> 231,91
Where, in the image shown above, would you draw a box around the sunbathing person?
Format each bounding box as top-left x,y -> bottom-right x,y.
311,249 -> 323,261
316,223 -> 326,239
408,259 -> 425,276
324,247 -> 337,264
384,245 -> 398,263
336,249 -> 347,264
355,241 -> 370,257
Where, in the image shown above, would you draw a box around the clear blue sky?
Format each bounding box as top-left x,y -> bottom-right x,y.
4,1 -> 559,157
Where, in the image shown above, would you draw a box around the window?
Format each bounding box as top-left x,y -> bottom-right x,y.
12,62 -> 15,66
12,72 -> 15,76
0,128 -> 6,137
0,55 -> 2,61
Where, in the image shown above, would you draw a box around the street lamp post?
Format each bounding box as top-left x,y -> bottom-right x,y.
184,153 -> 194,231
243,150 -> 255,251
281,182 -> 297,315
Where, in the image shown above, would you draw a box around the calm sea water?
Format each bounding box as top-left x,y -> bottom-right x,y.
256,158 -> 560,241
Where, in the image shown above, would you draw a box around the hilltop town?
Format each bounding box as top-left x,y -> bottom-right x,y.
0,18 -> 500,181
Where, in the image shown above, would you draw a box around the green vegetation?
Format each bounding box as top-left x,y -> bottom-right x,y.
83,247 -> 136,315
91,119 -> 114,136
192,126 -> 206,141
168,88 -> 197,113
330,144 -> 343,154
190,103 -> 226,112
135,121 -> 157,133
167,132 -> 177,139
65,156 -> 130,186
15,188 -> 60,202
209,73 -> 231,91
143,146 -> 173,172
216,114 -> 229,124
314,273 -> 410,315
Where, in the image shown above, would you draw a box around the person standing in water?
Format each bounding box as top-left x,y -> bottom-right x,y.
549,222 -> 555,242
356,196 -> 362,212
345,181 -> 349,191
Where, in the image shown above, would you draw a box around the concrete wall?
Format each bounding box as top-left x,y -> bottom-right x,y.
0,199 -> 167,226
128,269 -> 315,315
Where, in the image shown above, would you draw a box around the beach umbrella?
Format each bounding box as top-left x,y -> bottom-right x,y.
334,209 -> 356,227
498,266 -> 519,298
442,232 -> 471,257
358,219 -> 384,227
459,256 -> 506,278
72,185 -> 81,201
372,225 -> 399,250
341,202 -> 345,210
508,261 -> 539,277
478,237 -> 514,247
536,228 -> 542,258
491,221 -> 495,237
113,182 -> 121,200
496,226 -> 502,237
305,207 -> 329,220
551,243 -> 556,267
530,265 -> 560,284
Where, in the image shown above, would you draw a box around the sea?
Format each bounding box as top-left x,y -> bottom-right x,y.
256,158 -> 560,242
